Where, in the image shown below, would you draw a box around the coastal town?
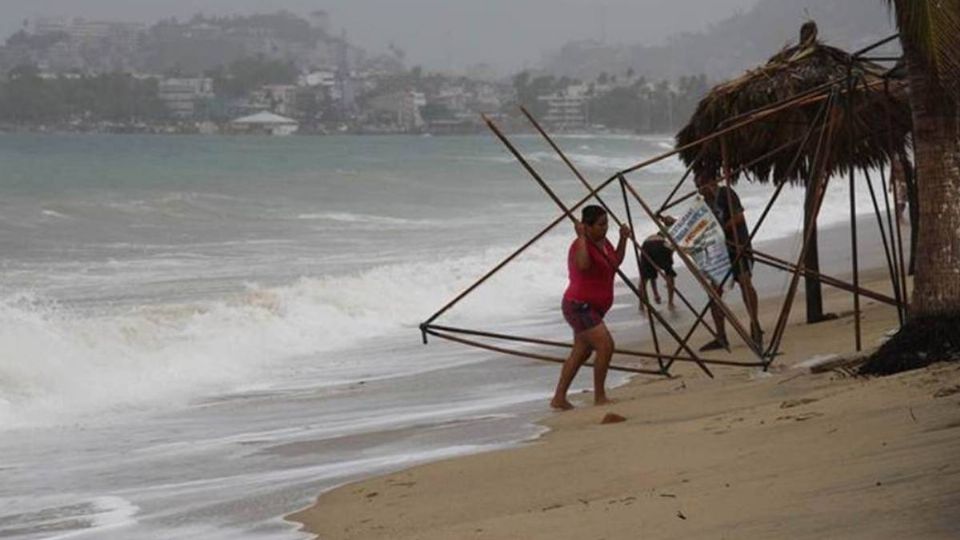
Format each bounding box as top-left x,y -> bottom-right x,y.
0,11 -> 708,135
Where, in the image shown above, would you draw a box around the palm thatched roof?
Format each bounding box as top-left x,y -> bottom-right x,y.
676,22 -> 911,186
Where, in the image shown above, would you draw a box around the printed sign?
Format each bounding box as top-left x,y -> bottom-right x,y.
668,198 -> 731,284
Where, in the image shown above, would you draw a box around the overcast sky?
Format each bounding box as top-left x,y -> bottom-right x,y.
0,0 -> 759,72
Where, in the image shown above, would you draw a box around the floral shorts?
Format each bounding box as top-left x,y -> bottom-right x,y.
561,299 -> 606,335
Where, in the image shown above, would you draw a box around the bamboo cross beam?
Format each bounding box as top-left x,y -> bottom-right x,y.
656,130 -> 824,215
750,249 -> 903,306
657,150 -> 700,215
850,33 -> 900,58
424,328 -> 665,376
424,323 -> 766,368
481,114 -> 715,378
614,82 -> 849,178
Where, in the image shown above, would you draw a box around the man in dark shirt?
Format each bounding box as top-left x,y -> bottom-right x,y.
695,172 -> 762,351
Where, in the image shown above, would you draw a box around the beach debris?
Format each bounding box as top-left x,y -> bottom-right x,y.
806,354 -> 869,374
776,412 -> 823,422
676,510 -> 687,520
601,413 -> 627,424
792,353 -> 838,371
933,385 -> 960,398
909,408 -> 918,422
541,503 -> 563,512
660,493 -> 677,498
780,398 -> 819,409
365,492 -> 379,498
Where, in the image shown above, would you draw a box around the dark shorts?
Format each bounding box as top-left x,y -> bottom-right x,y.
639,240 -> 676,280
561,299 -> 606,335
728,248 -> 754,281
639,258 -> 677,280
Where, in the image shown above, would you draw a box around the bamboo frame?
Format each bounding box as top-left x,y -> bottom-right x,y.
420,33 -> 908,380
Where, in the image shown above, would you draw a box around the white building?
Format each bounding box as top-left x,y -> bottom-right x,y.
301,70 -> 336,88
255,84 -> 300,117
367,90 -> 426,131
539,84 -> 589,130
230,111 -> 299,136
158,78 -> 215,118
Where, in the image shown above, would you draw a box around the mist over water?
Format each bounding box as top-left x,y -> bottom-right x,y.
0,133 -> 882,539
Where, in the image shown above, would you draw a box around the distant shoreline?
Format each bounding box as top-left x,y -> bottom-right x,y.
0,125 -> 658,138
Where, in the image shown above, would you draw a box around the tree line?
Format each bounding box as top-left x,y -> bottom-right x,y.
0,57 -> 299,125
512,71 -> 709,132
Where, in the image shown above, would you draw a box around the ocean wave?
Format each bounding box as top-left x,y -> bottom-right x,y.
0,238 -> 568,429
296,212 -> 439,227
472,150 -> 687,175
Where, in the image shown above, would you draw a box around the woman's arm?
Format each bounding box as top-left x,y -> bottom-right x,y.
615,224 -> 631,266
573,221 -> 591,271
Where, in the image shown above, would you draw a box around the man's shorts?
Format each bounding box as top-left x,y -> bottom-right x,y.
561,299 -> 606,335
728,248 -> 754,281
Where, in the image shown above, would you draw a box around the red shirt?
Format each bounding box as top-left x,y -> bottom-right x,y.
563,238 -> 618,314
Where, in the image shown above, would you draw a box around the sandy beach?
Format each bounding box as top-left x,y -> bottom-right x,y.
289,263 -> 960,539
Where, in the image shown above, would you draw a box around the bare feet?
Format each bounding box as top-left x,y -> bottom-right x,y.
550,398 -> 575,410
594,396 -> 614,406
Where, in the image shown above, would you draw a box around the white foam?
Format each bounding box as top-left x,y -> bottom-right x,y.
0,495 -> 139,540
296,212 -> 438,227
0,238 -> 568,429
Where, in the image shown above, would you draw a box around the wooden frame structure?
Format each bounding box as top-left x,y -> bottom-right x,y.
420,33 -> 910,378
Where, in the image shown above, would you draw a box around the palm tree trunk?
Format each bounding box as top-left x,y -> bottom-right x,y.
903,40 -> 960,316
860,21 -> 960,375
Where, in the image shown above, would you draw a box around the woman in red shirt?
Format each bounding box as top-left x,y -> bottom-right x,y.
551,205 -> 631,410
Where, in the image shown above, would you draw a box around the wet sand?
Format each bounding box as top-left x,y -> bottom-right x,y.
289,221 -> 960,539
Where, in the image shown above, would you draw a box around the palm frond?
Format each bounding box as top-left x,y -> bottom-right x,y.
886,0 -> 960,96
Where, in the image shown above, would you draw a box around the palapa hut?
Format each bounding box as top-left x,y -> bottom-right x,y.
675,21 -> 912,324
677,22 -> 911,185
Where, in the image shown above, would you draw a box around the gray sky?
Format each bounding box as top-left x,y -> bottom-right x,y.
0,0 -> 759,73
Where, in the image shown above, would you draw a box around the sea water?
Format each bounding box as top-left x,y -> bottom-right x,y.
0,133 -> 885,539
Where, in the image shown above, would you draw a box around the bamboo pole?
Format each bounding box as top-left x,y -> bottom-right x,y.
846,69 -> 862,352
883,79 -> 910,319
751,249 -> 902,306
764,91 -> 840,359
423,323 -> 763,367
619,177 -> 665,370
862,167 -> 904,323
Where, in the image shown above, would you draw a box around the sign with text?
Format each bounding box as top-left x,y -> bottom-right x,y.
668,198 -> 731,284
